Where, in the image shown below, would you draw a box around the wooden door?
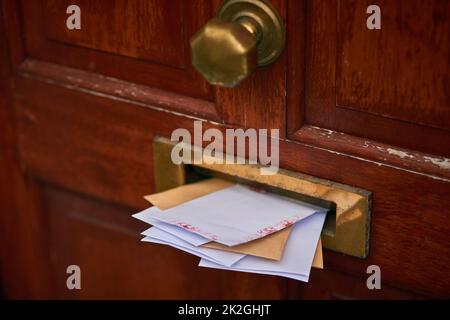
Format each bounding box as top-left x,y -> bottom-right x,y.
0,0 -> 449,299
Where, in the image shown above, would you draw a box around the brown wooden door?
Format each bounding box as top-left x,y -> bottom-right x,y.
1,0 -> 449,299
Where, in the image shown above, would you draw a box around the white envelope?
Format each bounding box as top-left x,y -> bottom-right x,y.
142,226 -> 245,267
133,207 -> 210,246
198,260 -> 309,282
199,211 -> 326,282
146,184 -> 325,246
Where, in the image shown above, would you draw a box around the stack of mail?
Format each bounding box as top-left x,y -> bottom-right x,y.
132,178 -> 327,282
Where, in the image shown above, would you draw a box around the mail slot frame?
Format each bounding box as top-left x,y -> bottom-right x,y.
152,136 -> 371,258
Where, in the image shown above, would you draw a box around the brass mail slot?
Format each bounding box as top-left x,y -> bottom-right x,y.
152,136 -> 371,258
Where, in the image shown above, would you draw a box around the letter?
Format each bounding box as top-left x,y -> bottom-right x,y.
66,265 -> 81,290
203,128 -> 224,164
225,128 -> 258,165
193,121 -> 203,164
263,305 -> 270,316
243,305 -> 252,315
366,265 -> 381,289
205,306 -> 212,318
178,306 -> 184,315
66,5 -> 81,30
187,305 -> 194,315
366,5 -> 381,30
195,307 -> 203,315
259,129 -> 279,175
171,128 -> 192,164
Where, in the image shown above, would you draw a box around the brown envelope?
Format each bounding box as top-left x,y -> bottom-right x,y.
144,178 -> 323,267
144,178 -> 234,209
313,239 -> 323,269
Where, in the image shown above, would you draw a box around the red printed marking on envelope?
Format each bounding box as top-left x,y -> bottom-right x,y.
254,215 -> 301,238
174,220 -> 219,241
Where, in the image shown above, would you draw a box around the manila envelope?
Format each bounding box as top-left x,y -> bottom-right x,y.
144,178 -> 323,267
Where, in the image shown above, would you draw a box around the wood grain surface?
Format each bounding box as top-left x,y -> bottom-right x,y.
1,0 -> 449,299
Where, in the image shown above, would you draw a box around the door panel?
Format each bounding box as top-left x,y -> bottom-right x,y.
18,0 -> 287,130
1,0 -> 450,299
22,0 -> 212,100
44,0 -> 186,67
337,0 -> 450,130
293,269 -> 424,299
15,74 -> 155,209
296,0 -> 450,156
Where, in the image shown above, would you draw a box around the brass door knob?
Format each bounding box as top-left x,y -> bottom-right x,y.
191,0 -> 286,88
